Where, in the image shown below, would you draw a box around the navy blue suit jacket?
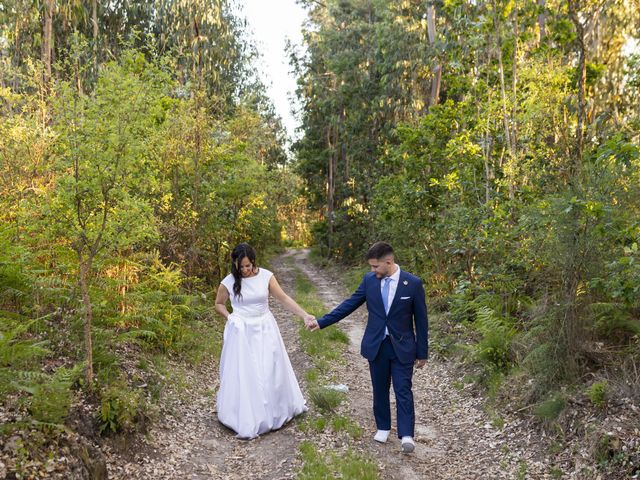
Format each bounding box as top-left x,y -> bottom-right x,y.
317,270 -> 428,363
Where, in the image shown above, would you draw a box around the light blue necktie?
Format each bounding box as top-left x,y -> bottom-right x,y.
382,277 -> 391,314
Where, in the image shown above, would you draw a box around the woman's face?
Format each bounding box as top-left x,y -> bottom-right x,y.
238,256 -> 255,277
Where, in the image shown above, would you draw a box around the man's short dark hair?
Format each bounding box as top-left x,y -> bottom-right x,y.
366,241 -> 394,260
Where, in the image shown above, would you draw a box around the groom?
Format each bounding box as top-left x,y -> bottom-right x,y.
306,241 -> 428,453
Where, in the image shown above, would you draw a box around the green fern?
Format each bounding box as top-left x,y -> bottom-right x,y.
0,317 -> 50,369
473,306 -> 516,372
590,302 -> 640,340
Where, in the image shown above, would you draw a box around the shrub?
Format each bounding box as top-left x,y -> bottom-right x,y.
28,365 -> 82,424
98,381 -> 147,434
534,395 -> 566,421
474,306 -> 515,373
586,380 -> 608,408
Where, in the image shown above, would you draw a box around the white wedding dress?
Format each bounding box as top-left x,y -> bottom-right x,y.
217,268 -> 307,439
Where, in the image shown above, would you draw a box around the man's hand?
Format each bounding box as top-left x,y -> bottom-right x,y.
304,314 -> 320,331
415,359 -> 427,369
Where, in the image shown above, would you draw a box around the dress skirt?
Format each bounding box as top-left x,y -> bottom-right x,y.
216,311 -> 307,439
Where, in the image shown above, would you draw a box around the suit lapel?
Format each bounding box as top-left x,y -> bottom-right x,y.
387,271 -> 406,316
369,276 -> 386,315
377,276 -> 386,314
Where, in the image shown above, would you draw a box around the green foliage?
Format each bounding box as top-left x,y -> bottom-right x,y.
308,387 -> 345,415
325,327 -> 350,345
102,255 -> 196,351
294,1 -> 640,431
298,415 -> 328,434
335,450 -> 379,480
592,434 -> 633,472
0,5 -> 306,477
27,364 -> 83,424
98,380 -> 148,434
50,51 -> 165,256
451,280 -> 522,375
298,441 -> 333,479
473,306 -> 516,373
1,44 -> 292,450
342,265 -> 370,293
586,381 -> 608,408
589,303 -> 640,343
298,441 -> 379,480
0,314 -> 51,403
534,395 -> 566,421
0,318 -> 49,370
331,415 -> 363,438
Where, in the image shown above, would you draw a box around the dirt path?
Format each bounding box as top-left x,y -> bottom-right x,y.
291,248 -> 562,479
106,249 -> 563,479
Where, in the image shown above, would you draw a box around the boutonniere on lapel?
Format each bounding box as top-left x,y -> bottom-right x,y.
403,280 -> 408,285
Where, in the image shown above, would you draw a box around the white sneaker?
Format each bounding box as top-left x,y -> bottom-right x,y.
373,430 -> 390,443
401,436 -> 415,453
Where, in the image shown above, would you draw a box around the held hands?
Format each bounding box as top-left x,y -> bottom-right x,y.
303,313 -> 320,331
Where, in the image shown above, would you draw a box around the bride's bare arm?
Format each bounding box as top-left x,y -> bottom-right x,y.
215,284 -> 231,320
268,275 -> 314,323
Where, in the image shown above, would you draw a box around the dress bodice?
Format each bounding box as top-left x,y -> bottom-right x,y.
221,268 -> 273,316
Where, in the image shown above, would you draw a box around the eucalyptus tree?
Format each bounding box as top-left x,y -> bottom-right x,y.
151,0 -> 256,111
0,0 -> 253,106
295,0 -> 438,258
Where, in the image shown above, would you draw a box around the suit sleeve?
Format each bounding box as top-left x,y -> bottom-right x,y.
317,277 -> 367,329
414,280 -> 429,359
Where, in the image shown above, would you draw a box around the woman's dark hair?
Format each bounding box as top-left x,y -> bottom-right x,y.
231,243 -> 257,298
366,241 -> 394,260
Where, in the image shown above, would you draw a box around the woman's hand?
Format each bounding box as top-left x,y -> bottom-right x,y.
304,314 -> 319,331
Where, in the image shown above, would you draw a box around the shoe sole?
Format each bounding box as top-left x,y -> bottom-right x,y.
401,443 -> 415,453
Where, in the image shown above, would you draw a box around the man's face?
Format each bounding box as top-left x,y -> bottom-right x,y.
368,255 -> 394,278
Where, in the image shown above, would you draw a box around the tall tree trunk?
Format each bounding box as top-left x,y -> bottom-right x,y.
568,0 -> 586,173
326,124 -> 335,254
78,255 -> 94,387
92,0 -> 99,71
189,105 -> 202,278
426,5 -> 441,110
537,0 -> 546,43
192,18 -> 203,80
12,17 -> 22,89
341,108 -> 348,185
43,0 -> 55,83
496,34 -> 514,198
493,0 -> 516,199
511,4 -> 519,156
494,23 -> 512,154
558,0 -> 588,365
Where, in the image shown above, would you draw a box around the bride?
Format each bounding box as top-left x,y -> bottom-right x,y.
214,243 -> 314,439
